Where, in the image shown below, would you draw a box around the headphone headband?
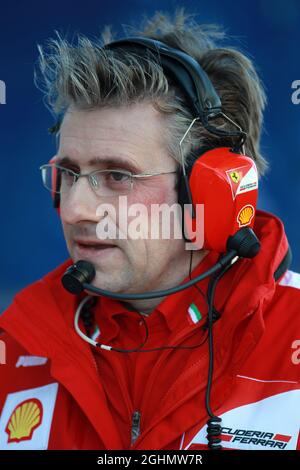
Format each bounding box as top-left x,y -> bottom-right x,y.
104,37 -> 246,145
104,37 -> 222,120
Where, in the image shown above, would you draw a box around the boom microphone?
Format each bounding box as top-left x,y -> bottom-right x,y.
61,227 -> 260,299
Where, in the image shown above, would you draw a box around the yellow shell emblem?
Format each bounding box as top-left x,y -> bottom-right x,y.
237,205 -> 254,227
5,398 -> 43,443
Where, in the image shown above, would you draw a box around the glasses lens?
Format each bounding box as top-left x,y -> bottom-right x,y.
40,165 -> 59,193
41,165 -> 76,194
40,166 -> 133,196
91,170 -> 132,196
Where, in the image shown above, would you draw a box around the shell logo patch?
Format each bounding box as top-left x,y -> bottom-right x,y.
0,383 -> 58,449
5,398 -> 43,443
237,204 -> 254,227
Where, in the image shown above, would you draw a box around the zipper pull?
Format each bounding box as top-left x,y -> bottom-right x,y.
131,410 -> 141,445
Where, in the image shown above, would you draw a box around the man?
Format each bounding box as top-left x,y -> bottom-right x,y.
0,11 -> 300,451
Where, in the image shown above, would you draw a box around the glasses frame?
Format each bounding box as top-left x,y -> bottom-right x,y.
39,163 -> 177,196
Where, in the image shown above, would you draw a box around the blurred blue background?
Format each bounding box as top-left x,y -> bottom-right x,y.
0,0 -> 299,311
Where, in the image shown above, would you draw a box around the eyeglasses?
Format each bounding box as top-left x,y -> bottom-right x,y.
39,163 -> 177,197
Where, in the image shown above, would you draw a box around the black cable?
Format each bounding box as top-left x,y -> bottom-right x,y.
204,259 -> 234,450
188,250 -> 209,311
79,284 -> 209,354
188,250 -> 223,450
205,272 -> 222,450
81,297 -> 150,351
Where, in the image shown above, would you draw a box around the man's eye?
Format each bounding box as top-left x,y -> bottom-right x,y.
108,171 -> 131,182
104,170 -> 130,184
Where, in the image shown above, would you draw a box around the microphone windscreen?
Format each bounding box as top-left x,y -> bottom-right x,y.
61,260 -> 96,295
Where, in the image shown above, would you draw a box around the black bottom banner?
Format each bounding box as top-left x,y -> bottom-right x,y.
0,450 -> 299,466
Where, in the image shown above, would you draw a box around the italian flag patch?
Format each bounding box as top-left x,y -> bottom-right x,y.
188,303 -> 202,324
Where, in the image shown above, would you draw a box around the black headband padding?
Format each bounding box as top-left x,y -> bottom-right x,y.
104,37 -> 222,120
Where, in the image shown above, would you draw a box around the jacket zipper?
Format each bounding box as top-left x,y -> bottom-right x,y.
131,410 -> 141,446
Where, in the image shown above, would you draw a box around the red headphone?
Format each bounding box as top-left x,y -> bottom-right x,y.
178,146 -> 258,252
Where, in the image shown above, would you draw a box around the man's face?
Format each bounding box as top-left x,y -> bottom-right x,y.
57,103 -> 193,294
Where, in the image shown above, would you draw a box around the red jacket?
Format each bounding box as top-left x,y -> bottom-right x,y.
0,210 -> 300,450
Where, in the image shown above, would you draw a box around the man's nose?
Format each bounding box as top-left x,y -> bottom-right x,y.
60,176 -> 100,224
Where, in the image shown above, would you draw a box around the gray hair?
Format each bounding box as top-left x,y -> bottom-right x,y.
35,9 -> 268,175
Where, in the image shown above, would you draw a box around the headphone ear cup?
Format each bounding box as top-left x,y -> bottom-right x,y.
178,146 -> 213,243
179,147 -> 258,252
53,168 -> 61,210
177,169 -> 194,243
53,186 -> 61,210
178,145 -> 214,209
